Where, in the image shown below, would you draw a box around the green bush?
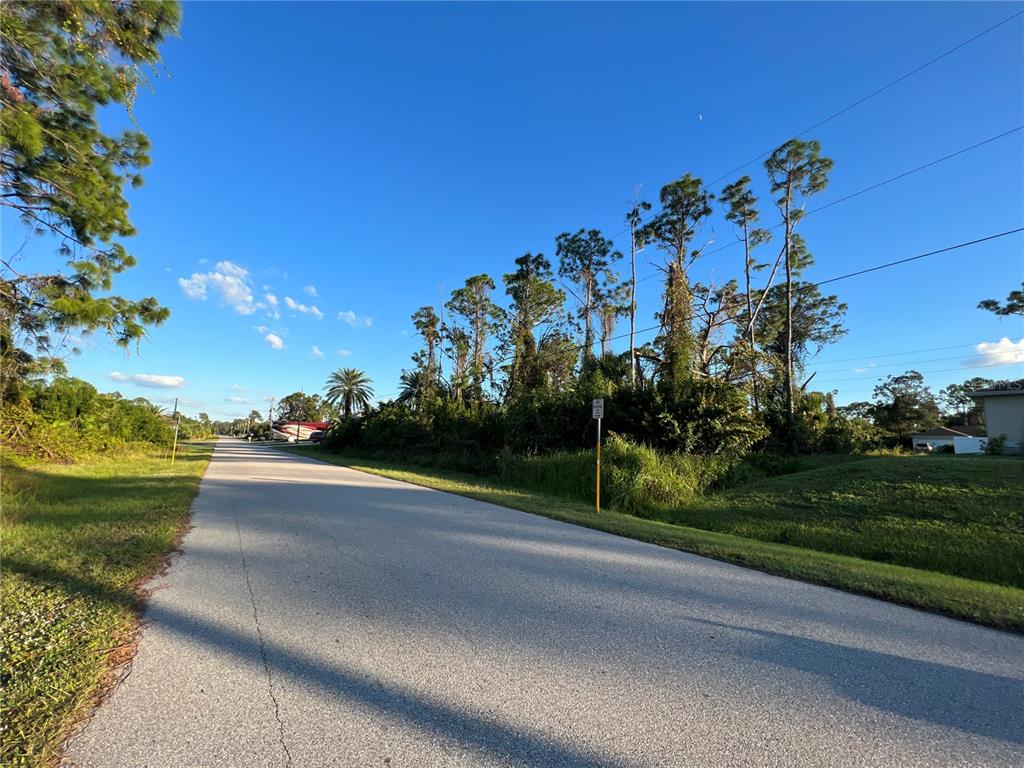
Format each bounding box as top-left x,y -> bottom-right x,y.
1,378 -> 175,461
985,434 -> 1007,455
602,434 -> 738,517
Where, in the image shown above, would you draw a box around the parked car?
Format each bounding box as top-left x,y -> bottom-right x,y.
309,430 -> 325,443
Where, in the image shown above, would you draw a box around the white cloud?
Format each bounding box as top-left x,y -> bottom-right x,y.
108,372 -> 186,389
264,333 -> 285,350
226,396 -> 251,404
312,345 -> 324,358
266,309 -> 281,320
252,324 -> 270,334
198,258 -> 210,265
178,260 -> 255,315
284,296 -> 324,320
229,383 -> 246,391
338,309 -> 372,327
304,285 -> 318,298
964,337 -> 1024,367
337,349 -> 352,357
264,292 -> 279,306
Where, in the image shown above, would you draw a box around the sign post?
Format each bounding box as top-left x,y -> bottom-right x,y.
592,398 -> 604,513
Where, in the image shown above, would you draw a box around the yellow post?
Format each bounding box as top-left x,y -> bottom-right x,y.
596,416 -> 601,513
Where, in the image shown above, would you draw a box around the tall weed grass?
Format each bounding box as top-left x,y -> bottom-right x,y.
495,435 -> 738,516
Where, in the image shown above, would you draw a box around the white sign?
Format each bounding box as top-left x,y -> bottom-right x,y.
592,398 -> 604,419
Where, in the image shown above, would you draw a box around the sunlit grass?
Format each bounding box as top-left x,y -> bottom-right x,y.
0,444 -> 211,768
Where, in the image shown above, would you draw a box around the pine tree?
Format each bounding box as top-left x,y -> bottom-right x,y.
1,1 -> 180,375
720,176 -> 770,408
501,253 -> 565,400
764,140 -> 833,452
624,197 -> 651,385
445,275 -> 501,403
639,173 -> 714,390
555,229 -> 621,365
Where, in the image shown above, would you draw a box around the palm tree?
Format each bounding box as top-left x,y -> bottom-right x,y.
396,369 -> 449,409
396,370 -> 424,407
324,368 -> 374,418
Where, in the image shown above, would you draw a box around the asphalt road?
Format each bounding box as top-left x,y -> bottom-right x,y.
65,438 -> 1024,767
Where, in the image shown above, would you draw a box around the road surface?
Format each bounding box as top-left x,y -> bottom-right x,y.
65,439 -> 1024,767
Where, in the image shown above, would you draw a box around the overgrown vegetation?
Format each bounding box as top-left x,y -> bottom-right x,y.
284,445 -> 1024,631
1,376 -> 214,463
0,444 -> 211,768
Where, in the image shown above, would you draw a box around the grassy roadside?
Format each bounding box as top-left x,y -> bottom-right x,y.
0,443 -> 212,768
281,446 -> 1024,633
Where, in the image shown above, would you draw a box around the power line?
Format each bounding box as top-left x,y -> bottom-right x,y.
705,9 -> 1024,189
812,341 -> 983,366
491,226 -> 1023,367
603,11 -> 1023,244
635,126 -> 1023,282
815,356 -> 999,376
816,360 -> 1022,386
814,228 -> 1022,287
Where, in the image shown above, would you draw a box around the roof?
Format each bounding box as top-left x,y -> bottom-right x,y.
911,426 -> 985,438
969,379 -> 1024,398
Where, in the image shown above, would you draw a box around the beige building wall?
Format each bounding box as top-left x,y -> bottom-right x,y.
983,395 -> 1024,449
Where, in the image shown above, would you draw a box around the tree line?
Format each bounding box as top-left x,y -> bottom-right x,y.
324,140 -> 852,460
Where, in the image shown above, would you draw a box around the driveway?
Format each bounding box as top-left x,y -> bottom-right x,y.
65,438 -> 1024,767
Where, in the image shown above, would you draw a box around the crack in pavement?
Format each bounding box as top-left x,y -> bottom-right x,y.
231,498 -> 295,768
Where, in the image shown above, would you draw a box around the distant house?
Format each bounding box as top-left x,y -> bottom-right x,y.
910,425 -> 985,452
970,379 -> 1024,453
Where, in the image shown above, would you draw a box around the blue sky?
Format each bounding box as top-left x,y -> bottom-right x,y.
5,1 -> 1023,419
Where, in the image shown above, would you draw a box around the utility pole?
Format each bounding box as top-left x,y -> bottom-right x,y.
268,397 -> 275,441
170,397 -> 181,465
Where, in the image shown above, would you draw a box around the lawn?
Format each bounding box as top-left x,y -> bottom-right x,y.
0,444 -> 212,768
669,456 -> 1024,589
282,446 -> 1024,632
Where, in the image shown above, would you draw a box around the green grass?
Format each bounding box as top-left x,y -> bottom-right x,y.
669,456 -> 1024,589
0,444 -> 212,768
282,446 -> 1024,633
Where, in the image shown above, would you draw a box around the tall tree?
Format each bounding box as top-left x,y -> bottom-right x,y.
555,229 -> 621,364
764,139 -> 833,452
442,323 -> 471,403
598,281 -> 629,358
624,197 -> 651,385
940,377 -> 994,426
720,176 -> 770,407
638,173 -> 714,390
1,1 -> 179,377
501,253 -> 565,400
276,392 -> 326,422
410,305 -> 441,398
754,281 -> 847,387
445,274 -> 500,402
872,370 -> 941,442
324,368 -> 374,419
692,280 -> 741,376
978,282 -> 1024,317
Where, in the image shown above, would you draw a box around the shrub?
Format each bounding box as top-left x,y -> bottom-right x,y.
602,434 -> 738,517
1,379 -> 174,462
985,434 -> 1008,455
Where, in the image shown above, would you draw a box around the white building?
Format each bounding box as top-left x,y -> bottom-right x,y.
970,379 -> 1024,453
910,425 -> 984,452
